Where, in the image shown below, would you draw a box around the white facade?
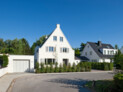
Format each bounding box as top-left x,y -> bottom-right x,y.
35,24 -> 75,66
81,43 -> 100,62
81,42 -> 118,63
120,47 -> 123,54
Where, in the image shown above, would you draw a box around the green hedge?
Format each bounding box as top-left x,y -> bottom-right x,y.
91,62 -> 113,71
113,73 -> 123,92
0,55 -> 8,68
35,62 -> 92,73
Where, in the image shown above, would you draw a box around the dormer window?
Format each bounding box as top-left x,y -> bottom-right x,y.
53,36 -> 57,41
60,37 -> 63,42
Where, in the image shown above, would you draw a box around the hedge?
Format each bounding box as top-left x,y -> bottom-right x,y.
35,62 -> 92,73
113,73 -> 123,92
0,55 -> 8,68
91,62 -> 113,71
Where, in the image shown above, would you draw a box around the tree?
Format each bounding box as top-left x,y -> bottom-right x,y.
31,35 -> 46,54
74,48 -> 80,56
80,43 -> 86,52
114,51 -> 123,70
115,44 -> 119,49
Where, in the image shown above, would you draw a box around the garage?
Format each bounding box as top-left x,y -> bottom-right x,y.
8,55 -> 34,73
13,60 -> 30,72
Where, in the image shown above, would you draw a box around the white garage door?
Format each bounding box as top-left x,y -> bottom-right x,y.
13,60 -> 30,72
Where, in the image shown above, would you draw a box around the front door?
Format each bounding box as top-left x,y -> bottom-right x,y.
63,59 -> 68,66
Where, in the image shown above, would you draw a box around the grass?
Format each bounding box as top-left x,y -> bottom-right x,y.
85,80 -> 113,92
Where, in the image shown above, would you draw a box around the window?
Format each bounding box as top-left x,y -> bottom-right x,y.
49,47 -> 54,52
45,59 -> 55,64
46,46 -> 56,52
60,47 -> 69,53
53,36 -> 57,41
104,50 -> 106,55
85,52 -> 87,56
108,50 -> 110,55
90,51 -> 92,55
60,37 -> 63,42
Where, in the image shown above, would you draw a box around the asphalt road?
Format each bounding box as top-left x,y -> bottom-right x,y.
10,72 -> 114,92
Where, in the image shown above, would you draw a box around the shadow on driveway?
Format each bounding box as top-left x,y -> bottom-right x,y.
47,78 -> 91,92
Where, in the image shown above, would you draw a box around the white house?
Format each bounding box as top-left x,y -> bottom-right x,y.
81,41 -> 118,63
120,46 -> 123,54
34,24 -> 75,66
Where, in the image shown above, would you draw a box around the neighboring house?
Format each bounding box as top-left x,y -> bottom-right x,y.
120,46 -> 123,54
81,41 -> 118,62
34,24 -> 75,66
75,56 -> 89,64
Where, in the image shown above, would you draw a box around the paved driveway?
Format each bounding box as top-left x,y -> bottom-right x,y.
9,72 -> 114,92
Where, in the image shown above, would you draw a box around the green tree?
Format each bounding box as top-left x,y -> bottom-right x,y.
72,63 -> 76,72
80,43 -> 86,52
54,62 -> 59,72
115,44 -> 119,49
74,48 -> 80,56
31,36 -> 46,54
35,62 -> 40,73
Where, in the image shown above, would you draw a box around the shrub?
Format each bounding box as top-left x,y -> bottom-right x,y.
114,73 -> 123,92
0,55 -> 8,67
72,62 -> 76,72
67,63 -> 72,72
40,63 -> 45,73
54,62 -> 59,73
63,63 -> 67,72
109,63 -> 113,70
45,63 -> 50,73
35,62 -> 40,73
77,63 -> 81,72
91,62 -> 113,71
49,62 -> 54,73
59,64 -> 63,72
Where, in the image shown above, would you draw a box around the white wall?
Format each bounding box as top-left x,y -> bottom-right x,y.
36,24 -> 75,66
99,59 -> 111,63
0,67 -> 8,77
121,47 -> 123,54
81,43 -> 100,62
8,55 -> 34,73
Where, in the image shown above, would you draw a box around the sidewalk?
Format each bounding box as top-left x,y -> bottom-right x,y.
0,73 -> 34,92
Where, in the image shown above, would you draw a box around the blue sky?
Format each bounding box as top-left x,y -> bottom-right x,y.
0,0 -> 123,48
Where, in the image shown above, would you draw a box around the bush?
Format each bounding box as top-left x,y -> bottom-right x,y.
114,73 -> 123,92
49,62 -> 54,73
63,63 -> 67,72
54,62 -> 59,73
35,62 -> 40,73
72,62 -> 76,72
59,64 -> 63,72
91,62 -> 113,71
0,55 -> 8,68
40,63 -> 45,73
67,63 -> 72,72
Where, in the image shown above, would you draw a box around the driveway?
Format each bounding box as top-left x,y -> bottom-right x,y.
9,72 -> 114,92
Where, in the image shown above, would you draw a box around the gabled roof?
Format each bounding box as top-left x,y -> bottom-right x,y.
87,42 -> 115,58
75,56 -> 89,61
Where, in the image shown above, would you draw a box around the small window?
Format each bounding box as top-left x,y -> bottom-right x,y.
90,51 -> 92,55
53,36 -> 57,41
49,47 -> 54,52
60,37 -> 63,42
85,52 -> 87,56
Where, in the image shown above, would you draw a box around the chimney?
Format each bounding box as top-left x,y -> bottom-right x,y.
56,24 -> 60,28
98,41 -> 102,46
